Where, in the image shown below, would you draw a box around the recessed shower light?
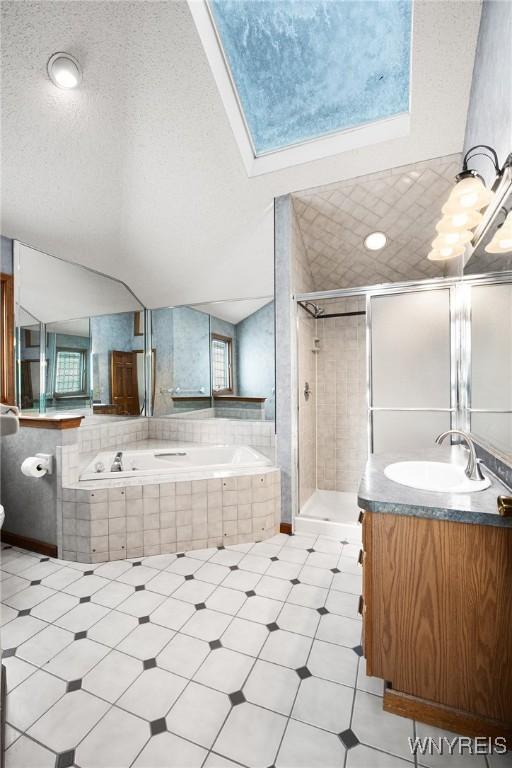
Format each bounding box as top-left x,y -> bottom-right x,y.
47,53 -> 82,89
364,232 -> 387,251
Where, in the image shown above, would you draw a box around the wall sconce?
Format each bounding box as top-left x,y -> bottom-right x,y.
485,209 -> 512,254
428,145 -> 510,262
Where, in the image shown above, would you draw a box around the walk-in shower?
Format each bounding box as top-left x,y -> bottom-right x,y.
294,274 -> 512,538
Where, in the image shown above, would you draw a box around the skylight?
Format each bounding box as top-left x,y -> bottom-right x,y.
208,0 -> 412,157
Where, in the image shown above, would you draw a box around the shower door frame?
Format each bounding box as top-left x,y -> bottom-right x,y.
294,269 -> 512,515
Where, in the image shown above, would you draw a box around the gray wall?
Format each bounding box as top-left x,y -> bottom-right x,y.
463,0 -> 512,183
174,307 -> 210,392
236,301 -> 275,419
274,196 -> 296,524
0,428 -> 65,544
152,306 -> 211,415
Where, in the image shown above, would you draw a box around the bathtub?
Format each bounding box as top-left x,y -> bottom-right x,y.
80,444 -> 272,481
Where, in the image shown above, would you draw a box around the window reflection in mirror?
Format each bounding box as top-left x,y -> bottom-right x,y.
45,318 -> 91,412
152,298 -> 275,421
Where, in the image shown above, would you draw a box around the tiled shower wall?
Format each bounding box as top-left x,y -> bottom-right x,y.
297,309 -> 317,508
316,297 -> 368,492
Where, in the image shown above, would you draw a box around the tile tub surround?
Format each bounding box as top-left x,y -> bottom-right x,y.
58,470 -> 281,563
0,530 -> 457,768
149,416 -> 275,449
77,418 -> 149,454
358,446 -> 512,528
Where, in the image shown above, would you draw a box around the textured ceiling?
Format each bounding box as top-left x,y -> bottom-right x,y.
292,154 -> 462,291
0,1 -> 481,308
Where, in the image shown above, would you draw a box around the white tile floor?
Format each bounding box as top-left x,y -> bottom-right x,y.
0,534 -> 501,768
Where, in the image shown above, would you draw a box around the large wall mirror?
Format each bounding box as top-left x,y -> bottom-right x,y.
152,297 -> 275,421
465,184 -> 512,463
469,281 -> 512,463
15,243 -> 146,417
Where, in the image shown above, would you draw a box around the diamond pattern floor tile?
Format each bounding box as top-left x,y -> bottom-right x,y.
1,534 -> 430,768
74,705 -> 150,768
133,731 -> 208,767
166,681 -> 231,748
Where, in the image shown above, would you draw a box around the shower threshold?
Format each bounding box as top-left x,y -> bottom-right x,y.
295,490 -> 361,543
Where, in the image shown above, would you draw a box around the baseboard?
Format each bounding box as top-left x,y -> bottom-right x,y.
280,522 -> 292,535
0,530 -> 57,557
384,688 -> 512,743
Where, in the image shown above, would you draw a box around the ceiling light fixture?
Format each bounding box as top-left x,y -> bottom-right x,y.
364,231 -> 387,251
485,209 -> 512,254
428,145 -> 509,262
47,52 -> 82,89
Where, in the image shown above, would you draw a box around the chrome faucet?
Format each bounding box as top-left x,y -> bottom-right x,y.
434,430 -> 485,481
110,451 -> 123,472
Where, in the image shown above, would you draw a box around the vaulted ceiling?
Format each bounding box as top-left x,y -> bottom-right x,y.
292,154 -> 461,291
1,1 -> 481,308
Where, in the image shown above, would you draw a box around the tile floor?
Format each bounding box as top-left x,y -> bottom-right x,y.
1,533 -> 508,768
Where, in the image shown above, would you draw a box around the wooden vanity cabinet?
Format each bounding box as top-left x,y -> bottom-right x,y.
360,510 -> 512,738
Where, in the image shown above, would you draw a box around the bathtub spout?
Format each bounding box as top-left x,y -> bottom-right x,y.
110,451 -> 123,472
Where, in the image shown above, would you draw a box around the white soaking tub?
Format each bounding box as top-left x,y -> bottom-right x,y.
80,444 -> 272,481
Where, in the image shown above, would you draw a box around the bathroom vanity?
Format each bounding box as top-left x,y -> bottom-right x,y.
358,448 -> 512,740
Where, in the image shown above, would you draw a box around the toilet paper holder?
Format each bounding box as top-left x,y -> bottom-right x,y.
23,453 -> 53,476
35,454 -> 53,474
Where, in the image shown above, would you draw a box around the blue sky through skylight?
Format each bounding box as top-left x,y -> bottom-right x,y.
209,0 -> 412,155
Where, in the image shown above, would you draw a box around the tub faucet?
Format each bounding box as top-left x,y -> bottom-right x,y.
110,451 -> 123,472
434,430 -> 485,481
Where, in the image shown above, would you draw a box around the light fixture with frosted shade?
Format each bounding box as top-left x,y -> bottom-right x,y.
436,210 -> 483,234
47,53 -> 82,89
427,244 -> 465,262
442,173 -> 494,214
363,231 -> 387,251
431,230 -> 473,250
485,210 -> 512,253
427,144 -> 512,267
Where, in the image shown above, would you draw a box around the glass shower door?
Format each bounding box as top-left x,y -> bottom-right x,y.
369,288 -> 454,453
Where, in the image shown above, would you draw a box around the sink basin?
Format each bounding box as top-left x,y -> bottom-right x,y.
384,461 -> 491,493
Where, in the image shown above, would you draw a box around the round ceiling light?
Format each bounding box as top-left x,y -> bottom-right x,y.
47,52 -> 82,89
363,231 -> 387,251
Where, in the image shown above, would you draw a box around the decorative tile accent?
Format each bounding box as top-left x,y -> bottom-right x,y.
150,718 -> 167,736
56,750 -> 75,768
66,679 -> 82,693
143,658 -> 157,670
339,728 -> 360,749
209,639 -> 222,650
229,690 -> 246,706
296,666 -> 312,679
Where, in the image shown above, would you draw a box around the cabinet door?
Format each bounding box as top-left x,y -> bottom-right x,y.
367,511 -> 512,724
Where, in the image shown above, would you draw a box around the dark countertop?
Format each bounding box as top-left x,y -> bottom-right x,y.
357,446 -> 512,528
